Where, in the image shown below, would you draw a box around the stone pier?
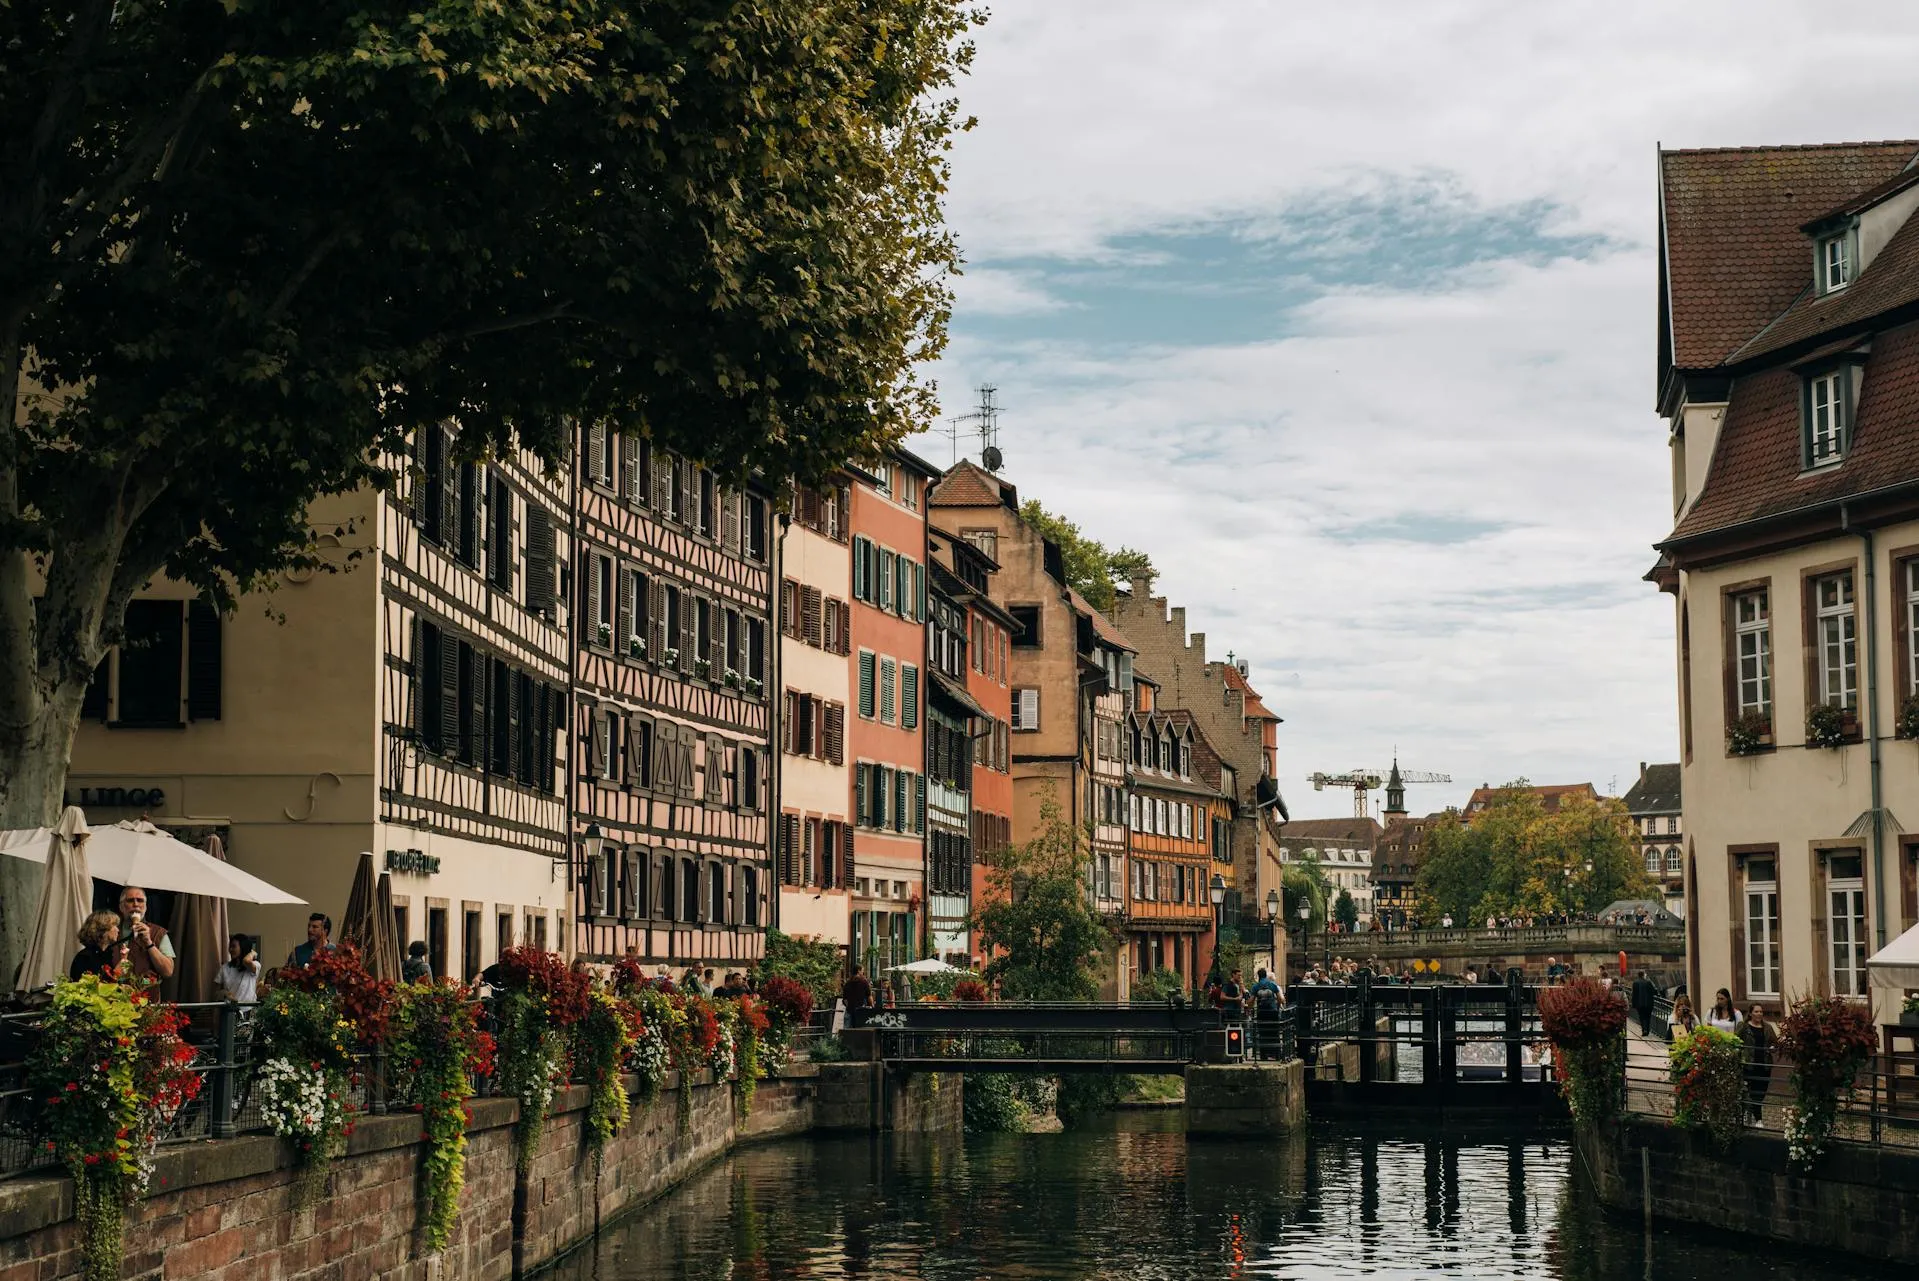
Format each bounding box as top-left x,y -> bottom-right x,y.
1182,1061 -> 1306,1136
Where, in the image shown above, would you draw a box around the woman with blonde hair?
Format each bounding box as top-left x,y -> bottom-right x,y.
1668,993 -> 1699,1040
69,911 -> 124,981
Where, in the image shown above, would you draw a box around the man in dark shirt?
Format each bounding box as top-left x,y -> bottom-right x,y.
285,913 -> 333,969
1630,970 -> 1658,1036
841,965 -> 874,1027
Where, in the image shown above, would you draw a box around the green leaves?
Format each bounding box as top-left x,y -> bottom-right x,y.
1018,500 -> 1155,614
973,795 -> 1111,1003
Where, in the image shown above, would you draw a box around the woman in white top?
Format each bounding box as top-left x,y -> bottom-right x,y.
1705,987 -> 1743,1035
215,934 -> 260,1003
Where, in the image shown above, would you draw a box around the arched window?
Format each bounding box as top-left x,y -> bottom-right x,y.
1665,847 -> 1682,876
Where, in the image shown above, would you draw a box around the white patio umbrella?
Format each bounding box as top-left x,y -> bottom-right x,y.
1868,920 -> 1919,988
0,819 -> 304,905
12,807 -> 93,992
886,957 -> 964,975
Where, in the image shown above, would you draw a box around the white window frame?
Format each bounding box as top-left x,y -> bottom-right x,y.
1808,370 -> 1848,466
1815,571 -> 1858,711
1745,857 -> 1781,1000
1820,232 -> 1852,294
1664,846 -> 1682,876
1012,687 -> 1039,732
1733,589 -> 1771,717
1907,560 -> 1919,696
1644,848 -> 1661,877
1828,851 -> 1868,998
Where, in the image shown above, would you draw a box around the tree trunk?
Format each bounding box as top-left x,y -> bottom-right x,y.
0,652 -> 90,988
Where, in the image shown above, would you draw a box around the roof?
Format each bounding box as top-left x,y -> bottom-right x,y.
1065,587 -> 1138,654
928,459 -> 1006,508
1220,661 -> 1280,722
1666,319 -> 1919,542
1280,817 -> 1381,848
1661,142 -> 1919,371
1731,204 -> 1919,363
1621,763 -> 1681,815
1805,163 -> 1919,229
1462,783 -> 1599,817
927,670 -> 990,720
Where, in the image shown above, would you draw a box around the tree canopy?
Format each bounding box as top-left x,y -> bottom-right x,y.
1018,499 -> 1154,614
1414,784 -> 1652,923
973,796 -> 1111,1002
0,0 -> 979,831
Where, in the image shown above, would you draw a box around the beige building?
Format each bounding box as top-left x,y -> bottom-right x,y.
774,475 -> 855,951
1652,140 -> 1919,1017
71,436 -> 575,976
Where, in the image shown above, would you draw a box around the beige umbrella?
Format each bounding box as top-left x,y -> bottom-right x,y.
372,871 -> 404,983
14,807 -> 92,992
172,835 -> 232,1003
339,852 -> 403,983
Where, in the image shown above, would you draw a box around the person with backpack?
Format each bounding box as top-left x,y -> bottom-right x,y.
1250,967 -> 1284,1060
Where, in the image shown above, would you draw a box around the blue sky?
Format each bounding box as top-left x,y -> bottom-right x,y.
907,1 -> 1919,819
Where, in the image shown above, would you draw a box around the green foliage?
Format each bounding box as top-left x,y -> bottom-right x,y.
805,1034 -> 850,1063
1054,1075 -> 1123,1129
573,991 -> 640,1163
1539,977 -> 1627,1129
0,0 -> 982,826
972,796 -> 1111,1001
1415,784 -> 1653,922
1669,1027 -> 1746,1149
759,931 -> 847,1009
1282,855 -> 1329,934
961,1072 -> 1029,1132
389,981 -> 494,1254
1333,889 -> 1359,932
1017,500 -> 1155,613
1131,968 -> 1186,1004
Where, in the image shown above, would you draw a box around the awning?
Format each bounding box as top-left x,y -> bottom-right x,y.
929,671 -> 990,720
1869,920 -> 1919,988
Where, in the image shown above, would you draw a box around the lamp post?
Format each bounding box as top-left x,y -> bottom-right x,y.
1207,873 -> 1226,988
1264,889 -> 1282,987
582,822 -> 606,920
1297,901 -> 1312,973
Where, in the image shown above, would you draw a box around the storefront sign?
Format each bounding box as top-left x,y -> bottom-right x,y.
65,786 -> 167,810
384,848 -> 441,876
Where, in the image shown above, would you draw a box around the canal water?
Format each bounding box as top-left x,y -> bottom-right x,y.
547,1113 -> 1865,1280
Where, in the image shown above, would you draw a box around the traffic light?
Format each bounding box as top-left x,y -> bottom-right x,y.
1225,1024 -> 1244,1060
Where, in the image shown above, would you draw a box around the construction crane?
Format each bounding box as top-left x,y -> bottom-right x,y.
1307,762 -> 1452,817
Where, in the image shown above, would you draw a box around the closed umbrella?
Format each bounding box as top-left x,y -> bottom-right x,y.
339,851 -> 381,971
372,871 -> 403,983
13,807 -> 92,992
172,834 -> 232,1003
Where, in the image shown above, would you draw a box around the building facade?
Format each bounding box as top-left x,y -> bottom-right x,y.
568,425 -> 775,970
1621,762 -> 1684,915
1277,817 -> 1380,927
1125,704 -> 1221,987
71,434 -> 576,978
774,475 -> 855,952
1651,139 -> 1919,1016
847,451 -> 937,971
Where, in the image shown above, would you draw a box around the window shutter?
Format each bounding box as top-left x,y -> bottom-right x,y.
651,720 -> 675,791
852,538 -> 868,601
616,566 -> 634,655
652,448 -> 673,512
409,429 -> 430,527
704,734 -> 727,804
915,773 -> 926,835
620,849 -> 640,918
722,490 -> 740,553
709,607 -> 727,677
696,861 -> 711,923
618,434 -> 638,503
585,705 -> 606,777
436,427 -> 460,547
879,658 -> 896,723
858,652 -> 876,718
587,422 -> 606,484
439,629 -> 461,755
677,732 -> 696,800
621,715 -> 642,787
877,551 -> 894,610
523,505 -> 554,617
675,460 -> 693,525
901,665 -> 918,730
1020,688 -> 1039,730
648,580 -> 669,659
825,702 -> 845,765
780,813 -> 799,885
802,586 -> 822,648
677,595 -> 696,672
186,598 -> 222,721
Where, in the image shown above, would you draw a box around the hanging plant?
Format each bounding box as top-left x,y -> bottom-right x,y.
724,997 -> 771,1116
1897,694 -> 1919,741
1777,994 -> 1876,1170
25,973 -> 201,1281
755,977 -> 815,1073
389,981 -> 495,1254
1727,709 -> 1773,756
571,991 -> 641,1171
1539,977 -> 1627,1129
254,986 -> 357,1206
1669,1026 -> 1746,1148
1806,702 -> 1849,750
491,947 -> 589,1173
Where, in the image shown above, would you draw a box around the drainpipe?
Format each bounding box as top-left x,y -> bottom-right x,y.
771,509 -> 791,937
1844,503 -> 1890,951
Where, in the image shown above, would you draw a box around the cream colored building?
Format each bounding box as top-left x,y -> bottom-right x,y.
1653,141 -> 1919,1019
70,436 -> 575,976
774,475 -> 855,951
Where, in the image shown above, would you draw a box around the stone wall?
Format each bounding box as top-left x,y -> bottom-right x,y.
1183,1062 -> 1305,1137
811,1063 -> 962,1133
1582,1118 -> 1919,1264
0,1067 -> 824,1281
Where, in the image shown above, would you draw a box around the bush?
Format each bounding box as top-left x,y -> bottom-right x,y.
1777,994 -> 1877,1168
1540,977 -> 1627,1127
1055,1075 -> 1122,1128
1669,1027 -> 1745,1148
1130,968 -> 1185,1004
962,1072 -> 1028,1132
758,930 -> 844,1008
953,979 -> 989,1003
758,975 -> 816,1031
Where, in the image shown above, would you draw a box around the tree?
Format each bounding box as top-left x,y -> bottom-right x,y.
1333,889 -> 1359,932
0,2 -> 978,956
972,795 -> 1110,1001
1280,850 -> 1329,934
1017,500 -> 1154,613
1414,784 -> 1653,923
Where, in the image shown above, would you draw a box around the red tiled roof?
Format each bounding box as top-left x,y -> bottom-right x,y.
1065,587 -> 1138,653
1463,783 -> 1599,816
1220,661 -> 1279,721
1730,202 -> 1919,363
1661,142 -> 1919,370
928,459 -> 1004,507
1803,164 -> 1919,229
1668,319 -> 1919,542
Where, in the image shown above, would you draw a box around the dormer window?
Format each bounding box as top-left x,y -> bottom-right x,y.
1805,368 -> 1853,468
1818,229 -> 1854,295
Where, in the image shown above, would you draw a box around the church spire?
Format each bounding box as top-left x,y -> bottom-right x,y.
1384,756 -> 1407,818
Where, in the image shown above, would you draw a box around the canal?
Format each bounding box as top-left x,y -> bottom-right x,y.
547,1113 -> 1861,1280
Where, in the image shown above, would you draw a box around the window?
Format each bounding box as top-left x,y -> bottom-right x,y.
1010,605 -> 1041,648
961,528 -> 998,560
1012,687 -> 1039,731
1664,847 -> 1682,876
858,651 -> 877,719
879,657 -> 897,724
1829,850 -> 1868,997
1644,848 -> 1661,877
1732,589 -> 1771,718
1819,231 -> 1852,294
1806,370 -> 1850,467
1665,816 -> 1678,835
1814,571 -> 1857,711
1745,856 -> 1781,1000
1905,560 -> 1919,697
901,664 -> 919,730
106,599 -> 204,728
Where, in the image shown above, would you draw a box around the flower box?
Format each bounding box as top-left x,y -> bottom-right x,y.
628,637 -> 645,659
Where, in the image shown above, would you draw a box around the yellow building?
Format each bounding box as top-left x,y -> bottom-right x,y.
70,436 -> 574,976
1653,140 -> 1919,1018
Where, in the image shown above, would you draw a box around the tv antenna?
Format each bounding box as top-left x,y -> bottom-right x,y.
943,385 -> 1004,471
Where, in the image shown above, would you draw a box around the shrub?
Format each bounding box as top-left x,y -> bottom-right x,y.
953,979 -> 989,1003
1806,702 -> 1849,750
962,1072 -> 1028,1132
1669,1027 -> 1745,1148
1130,968 -> 1185,1004
1777,994 -> 1877,1169
758,976 -> 815,1031
571,991 -> 640,1167
1539,977 -> 1627,1127
1727,709 -> 1771,756
490,947 -> 584,1171
389,981 -> 494,1254
271,943 -> 395,1045
253,985 -> 357,1203
757,930 -> 845,1008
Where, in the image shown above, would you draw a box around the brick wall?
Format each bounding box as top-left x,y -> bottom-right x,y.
1583,1117 -> 1919,1264
0,1066 -> 821,1281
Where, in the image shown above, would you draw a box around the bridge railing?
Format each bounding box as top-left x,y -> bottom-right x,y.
869,1004 -> 1298,1068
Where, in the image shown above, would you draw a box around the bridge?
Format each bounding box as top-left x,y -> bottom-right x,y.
1306,923 -> 1686,987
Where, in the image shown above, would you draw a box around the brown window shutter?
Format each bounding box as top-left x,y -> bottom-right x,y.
802,586 -> 822,648
616,567 -> 634,654
709,609 -> 726,677
618,434 -> 638,504
653,449 -> 673,513
585,705 -> 605,776
409,429 -> 430,527
704,734 -> 726,804
621,849 -> 642,918
524,505 -> 554,617
781,813 -> 800,885
652,721 -> 676,792
723,490 -> 740,552
186,598 -> 222,721
825,703 -> 845,765
675,459 -> 692,524
438,426 -> 460,547
677,734 -> 696,799
780,579 -> 797,638
587,422 -> 606,484
678,599 -> 695,672
438,629 -> 461,755
782,690 -> 797,754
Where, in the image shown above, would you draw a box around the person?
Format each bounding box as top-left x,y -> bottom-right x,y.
1441,914 -> 1453,929
1629,970 -> 1657,1037
69,911 -> 124,981
1219,969 -> 1246,1017
1464,967 -> 1479,985
680,967 -> 706,996
115,886 -> 175,981
1705,988 -> 1742,1035
215,934 -> 261,1002
285,913 -> 333,969
1739,1005 -> 1773,1124
1250,967 -> 1284,1060
1668,994 -> 1698,1040
718,971 -> 748,998
841,965 -> 873,1026
402,941 -> 433,984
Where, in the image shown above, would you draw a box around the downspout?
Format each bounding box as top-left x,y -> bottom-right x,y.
771,508 -> 791,937
1844,503 -> 1890,951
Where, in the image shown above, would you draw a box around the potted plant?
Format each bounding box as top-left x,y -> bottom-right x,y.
629,635 -> 646,660
1898,694 -> 1919,741
1902,993 -> 1919,1027
1806,701 -> 1849,749
596,621 -> 612,648
663,646 -> 680,667
694,657 -> 711,680
743,675 -> 763,697
1777,993 -> 1877,1170
1727,709 -> 1772,756
723,668 -> 741,689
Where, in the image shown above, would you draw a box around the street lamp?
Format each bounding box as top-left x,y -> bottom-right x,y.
1265,889 -> 1282,986
581,823 -> 606,919
1206,874 -> 1227,988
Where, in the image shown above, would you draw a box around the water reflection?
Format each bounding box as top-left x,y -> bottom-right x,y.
548,1113 -> 1867,1280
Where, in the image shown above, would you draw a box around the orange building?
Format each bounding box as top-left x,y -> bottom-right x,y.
1126,695 -> 1226,988
846,450 -> 937,971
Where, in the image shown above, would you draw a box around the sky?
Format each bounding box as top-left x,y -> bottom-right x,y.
906,1 -> 1919,821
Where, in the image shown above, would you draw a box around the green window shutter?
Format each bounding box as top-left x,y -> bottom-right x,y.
901,664 -> 918,730
879,657 -> 896,723
914,773 -> 925,834
855,763 -> 868,827
858,652 -> 876,718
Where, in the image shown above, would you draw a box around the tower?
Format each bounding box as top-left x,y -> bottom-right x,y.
1383,757 -> 1407,819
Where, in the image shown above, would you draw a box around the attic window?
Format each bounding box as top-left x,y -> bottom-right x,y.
1805,369 -> 1852,468
1818,230 -> 1853,295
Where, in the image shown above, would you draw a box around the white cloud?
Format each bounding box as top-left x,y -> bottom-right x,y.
951,266 -> 1070,316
